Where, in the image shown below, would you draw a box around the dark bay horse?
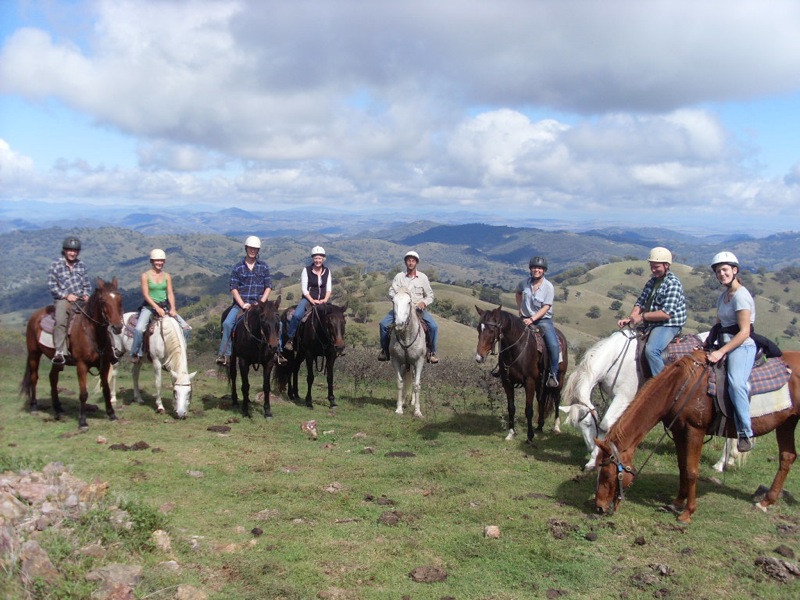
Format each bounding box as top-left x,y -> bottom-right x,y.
20,278 -> 124,429
595,349 -> 800,523
226,299 -> 281,418
275,303 -> 346,409
474,306 -> 568,442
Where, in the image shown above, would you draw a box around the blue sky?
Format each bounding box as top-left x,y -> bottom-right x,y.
2,0 -> 800,235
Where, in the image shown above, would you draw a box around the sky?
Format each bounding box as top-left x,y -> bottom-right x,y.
1,0 -> 800,235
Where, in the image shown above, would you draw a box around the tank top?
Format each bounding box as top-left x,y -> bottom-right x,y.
147,274 -> 168,304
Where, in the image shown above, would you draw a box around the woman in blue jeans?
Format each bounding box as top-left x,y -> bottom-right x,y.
706,251 -> 757,453
516,256 -> 560,387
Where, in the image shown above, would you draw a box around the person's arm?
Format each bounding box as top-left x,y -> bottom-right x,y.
708,309 -> 751,364
260,264 -> 272,302
321,269 -> 332,303
515,290 -> 523,314
528,304 -> 551,323
419,276 -> 434,310
166,273 -> 177,317
79,264 -> 91,300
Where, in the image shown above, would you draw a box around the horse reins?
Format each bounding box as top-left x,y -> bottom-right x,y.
589,328 -> 639,436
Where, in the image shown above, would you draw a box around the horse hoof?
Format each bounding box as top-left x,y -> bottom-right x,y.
156,408 -> 165,414
329,400 -> 337,408
79,425 -> 89,432
306,403 -> 314,410
109,413 -> 118,421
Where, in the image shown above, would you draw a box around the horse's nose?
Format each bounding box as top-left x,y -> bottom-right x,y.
335,344 -> 345,355
111,325 -> 122,335
475,353 -> 485,363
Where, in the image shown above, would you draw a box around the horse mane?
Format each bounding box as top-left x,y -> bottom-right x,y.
605,353 -> 700,448
160,317 -> 187,373
561,331 -> 629,403
495,308 -> 525,338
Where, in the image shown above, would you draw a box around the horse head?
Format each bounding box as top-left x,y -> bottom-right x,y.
594,438 -> 636,515
392,289 -> 414,332
474,305 -> 503,363
258,297 -> 281,354
170,370 -> 197,419
325,304 -> 347,355
95,277 -> 124,335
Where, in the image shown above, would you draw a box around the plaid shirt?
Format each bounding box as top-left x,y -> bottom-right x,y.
634,271 -> 686,328
229,258 -> 271,304
47,256 -> 91,300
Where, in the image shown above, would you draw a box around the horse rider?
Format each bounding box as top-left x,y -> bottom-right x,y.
516,256 -> 560,387
705,252 -> 757,453
130,248 -> 191,363
378,250 -> 439,364
284,245 -> 332,352
216,235 -> 272,366
48,236 -> 91,366
617,246 -> 686,376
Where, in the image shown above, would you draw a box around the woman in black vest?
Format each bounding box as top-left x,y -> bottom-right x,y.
284,246 -> 332,351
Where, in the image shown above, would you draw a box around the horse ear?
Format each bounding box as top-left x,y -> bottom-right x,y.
594,438 -> 611,454
496,305 -> 503,311
340,303 -> 348,312
475,306 -> 484,316
111,277 -> 118,288
96,277 -> 105,289
274,296 -> 281,309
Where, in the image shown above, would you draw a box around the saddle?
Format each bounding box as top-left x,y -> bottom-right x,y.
708,356 -> 792,436
635,330 -> 703,379
529,326 -> 565,370
124,312 -> 160,356
37,305 -> 80,352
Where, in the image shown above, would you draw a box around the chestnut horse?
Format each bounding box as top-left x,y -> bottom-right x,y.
20,278 -> 124,429
474,306 -> 568,442
595,349 -> 800,523
275,303 -> 346,409
227,299 -> 281,418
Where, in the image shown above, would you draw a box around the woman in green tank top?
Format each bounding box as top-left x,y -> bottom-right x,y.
131,249 -> 191,361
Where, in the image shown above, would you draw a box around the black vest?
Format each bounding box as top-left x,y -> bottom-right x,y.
305,266 -> 329,301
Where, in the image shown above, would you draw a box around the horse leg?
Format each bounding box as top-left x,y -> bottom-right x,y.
502,379 -> 516,440
713,438 -> 740,473
49,364 -> 65,419
132,361 -> 145,405
525,383 -> 536,443
757,419 -> 798,511
676,426 -> 705,523
304,356 -> 315,409
326,354 -> 337,408
229,357 -> 239,407
239,361 -> 251,418
288,358 -> 299,400
152,359 -> 165,413
394,360 -> 405,415
99,363 -> 117,421
24,351 -> 41,411
76,363 -> 90,430
262,364 -> 272,418
412,362 -> 423,418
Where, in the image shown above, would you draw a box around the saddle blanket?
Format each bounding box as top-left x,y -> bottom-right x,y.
532,330 -> 564,365
664,334 -> 704,362
708,356 -> 790,397
38,313 -> 56,349
124,313 -> 139,338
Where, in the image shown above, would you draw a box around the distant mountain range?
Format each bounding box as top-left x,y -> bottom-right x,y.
1,208 -> 798,315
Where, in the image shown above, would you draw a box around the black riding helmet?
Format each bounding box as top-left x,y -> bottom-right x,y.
62,237 -> 81,251
528,256 -> 548,271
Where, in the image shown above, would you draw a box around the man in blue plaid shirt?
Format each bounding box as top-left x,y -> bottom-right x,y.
216,235 -> 272,366
48,236 -> 91,365
617,247 -> 686,376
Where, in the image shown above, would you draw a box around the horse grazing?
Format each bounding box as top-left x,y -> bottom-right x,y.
20,278 -> 124,429
561,329 -> 740,472
390,289 -> 427,417
275,303 -> 346,409
109,314 -> 196,418
227,299 -> 281,418
595,349 -> 800,523
474,305 -> 568,442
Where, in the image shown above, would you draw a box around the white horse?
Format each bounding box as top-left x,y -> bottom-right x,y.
560,329 -> 741,472
109,314 -> 196,418
390,288 -> 427,418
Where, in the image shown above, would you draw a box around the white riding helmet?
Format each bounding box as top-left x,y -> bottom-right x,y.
711,251 -> 739,271
404,250 -> 420,262
311,245 -> 326,257
647,247 -> 672,264
244,235 -> 261,249
149,248 -> 166,261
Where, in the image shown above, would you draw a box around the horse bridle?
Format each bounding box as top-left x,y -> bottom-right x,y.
587,328 -> 639,436
598,441 -> 637,504
481,317 -> 532,375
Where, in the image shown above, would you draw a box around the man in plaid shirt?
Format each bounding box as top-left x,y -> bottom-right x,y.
48,236 -> 91,365
617,247 -> 686,376
216,235 -> 272,366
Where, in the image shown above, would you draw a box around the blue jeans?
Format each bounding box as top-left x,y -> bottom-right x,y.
286,298 -> 309,338
533,317 -> 559,377
132,306 -> 191,356
380,309 -> 438,354
645,325 -> 682,376
727,342 -> 756,439
218,305 -> 242,357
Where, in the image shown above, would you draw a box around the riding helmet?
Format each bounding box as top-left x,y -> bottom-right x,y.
62,236 -> 81,251
404,250 -> 420,262
244,235 -> 261,249
150,248 -> 166,261
311,245 -> 326,257
528,256 -> 548,271
711,251 -> 739,272
647,247 -> 672,264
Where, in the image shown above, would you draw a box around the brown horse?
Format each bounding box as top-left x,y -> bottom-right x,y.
275,303 -> 346,409
227,299 -> 281,418
595,349 -> 800,523
20,278 -> 124,429
474,306 -> 568,442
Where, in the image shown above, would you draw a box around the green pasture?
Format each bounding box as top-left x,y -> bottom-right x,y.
2,338 -> 799,599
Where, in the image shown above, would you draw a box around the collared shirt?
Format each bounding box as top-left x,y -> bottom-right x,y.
388,271 -> 434,307
634,271 -> 686,328
47,256 -> 91,300
717,286 -> 756,346
517,276 -> 554,320
229,258 -> 271,304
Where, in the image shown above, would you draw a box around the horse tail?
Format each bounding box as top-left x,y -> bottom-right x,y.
19,359 -> 34,406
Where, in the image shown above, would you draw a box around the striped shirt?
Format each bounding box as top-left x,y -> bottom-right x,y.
47,257 -> 91,300
229,258 -> 271,304
634,271 -> 686,328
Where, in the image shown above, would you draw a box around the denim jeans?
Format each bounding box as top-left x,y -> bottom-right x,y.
380,309 -> 438,353
286,298 -> 309,338
727,342 -> 756,438
132,306 -> 190,356
218,305 -> 242,357
533,317 -> 560,377
645,325 -> 682,376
